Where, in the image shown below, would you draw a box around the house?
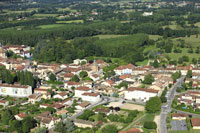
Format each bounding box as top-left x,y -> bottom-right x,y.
34,88 -> 48,94
73,59 -> 87,65
75,86 -> 92,97
124,87 -> 159,102
53,92 -> 68,100
39,116 -> 60,129
64,73 -> 74,81
191,118 -> 200,129
102,80 -> 113,87
81,92 -> 101,103
0,99 -> 8,107
90,74 -> 100,82
118,128 -> 141,133
64,81 -> 80,89
114,64 -> 134,75
51,103 -> 64,110
75,102 -> 90,110
172,113 -> 187,120
40,103 -> 51,108
94,108 -> 111,115
143,12 -> 153,16
0,83 -> 32,97
73,119 -> 97,128
56,109 -> 68,116
28,93 -> 42,104
14,112 -> 26,121
60,98 -> 73,105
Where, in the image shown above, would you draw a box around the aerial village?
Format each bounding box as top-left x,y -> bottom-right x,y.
0,44 -> 200,132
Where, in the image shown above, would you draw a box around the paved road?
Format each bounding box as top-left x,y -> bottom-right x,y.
159,76 -> 185,133
173,109 -> 200,118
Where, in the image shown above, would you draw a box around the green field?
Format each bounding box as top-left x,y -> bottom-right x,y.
56,20 -> 84,24
33,14 -> 59,17
172,35 -> 200,46
94,34 -> 128,39
164,49 -> 200,61
149,35 -> 162,40
38,24 -> 65,29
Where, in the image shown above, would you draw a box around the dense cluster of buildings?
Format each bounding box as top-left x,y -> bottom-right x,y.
1,45 -> 200,131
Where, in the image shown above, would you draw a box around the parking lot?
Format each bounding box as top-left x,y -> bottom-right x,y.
171,120 -> 187,131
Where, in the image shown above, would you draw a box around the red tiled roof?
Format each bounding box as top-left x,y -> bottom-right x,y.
75,86 -> 91,91
191,118 -> 200,127
82,92 -> 99,97
127,87 -> 158,93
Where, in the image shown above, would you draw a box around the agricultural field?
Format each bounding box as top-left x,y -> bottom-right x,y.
94,34 -> 128,39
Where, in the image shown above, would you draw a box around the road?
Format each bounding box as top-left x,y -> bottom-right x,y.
159,76 -> 185,133
173,109 -> 200,118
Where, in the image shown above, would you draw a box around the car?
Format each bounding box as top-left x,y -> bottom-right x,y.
122,101 -> 126,104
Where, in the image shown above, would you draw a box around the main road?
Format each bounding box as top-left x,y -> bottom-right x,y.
159,76 -> 185,133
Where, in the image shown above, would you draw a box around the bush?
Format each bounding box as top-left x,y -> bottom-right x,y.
143,121 -> 157,129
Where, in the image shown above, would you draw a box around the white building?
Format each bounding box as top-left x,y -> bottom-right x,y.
143,12 -> 153,16
53,92 -> 68,100
0,83 -> 32,97
124,87 -> 158,102
74,86 -> 92,97
81,92 -> 101,103
73,59 -> 87,65
114,64 -> 134,75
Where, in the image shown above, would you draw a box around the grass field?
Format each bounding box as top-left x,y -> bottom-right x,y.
164,48 -> 200,61
3,8 -> 38,14
149,35 -> 162,40
56,20 -> 84,24
38,24 -> 65,29
136,60 -> 148,66
33,14 -> 59,17
172,35 -> 200,46
94,34 -> 128,39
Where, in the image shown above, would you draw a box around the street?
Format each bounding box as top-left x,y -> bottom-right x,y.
159,76 -> 185,133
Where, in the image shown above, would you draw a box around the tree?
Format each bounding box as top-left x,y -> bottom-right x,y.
171,71 -> 181,82
35,127 -> 47,133
186,70 -> 192,78
143,74 -> 155,85
22,116 -> 37,133
102,125 -> 118,133
70,75 -> 80,82
145,97 -> 161,113
153,59 -> 159,68
144,121 -> 157,129
54,120 -> 75,133
78,110 -> 95,120
1,110 -> 14,125
192,58 -> 197,65
49,73 -> 56,81
79,71 -> 88,79
160,96 -> 167,103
